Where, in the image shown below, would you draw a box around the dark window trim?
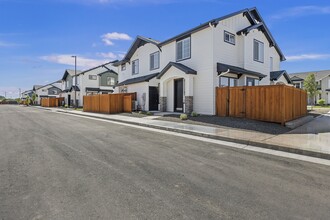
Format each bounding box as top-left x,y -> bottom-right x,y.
150,51 -> 160,70
224,31 -> 235,45
89,75 -> 97,80
253,39 -> 264,63
176,36 -> 191,62
132,59 -> 139,75
121,63 -> 126,71
246,77 -> 259,86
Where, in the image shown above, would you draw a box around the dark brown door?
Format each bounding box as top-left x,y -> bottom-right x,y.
149,86 -> 159,111
174,79 -> 184,112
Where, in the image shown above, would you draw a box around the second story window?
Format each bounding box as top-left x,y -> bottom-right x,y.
89,75 -> 97,80
253,39 -> 264,63
176,36 -> 191,61
132,59 -> 139,75
107,77 -> 115,86
121,64 -> 126,71
150,51 -> 160,70
224,31 -> 235,45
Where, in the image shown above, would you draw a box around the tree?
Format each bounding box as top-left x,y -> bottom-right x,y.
26,96 -> 31,106
303,73 -> 319,108
31,93 -> 37,105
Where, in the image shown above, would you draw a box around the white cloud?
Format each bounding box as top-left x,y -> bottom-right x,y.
286,54 -> 330,61
101,32 -> 132,46
272,6 -> 330,19
40,54 -> 110,69
97,52 -> 118,59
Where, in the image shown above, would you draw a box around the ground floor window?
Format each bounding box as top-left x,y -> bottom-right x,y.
246,77 -> 259,86
219,77 -> 237,87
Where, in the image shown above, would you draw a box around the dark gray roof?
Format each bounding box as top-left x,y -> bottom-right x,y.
62,69 -> 82,80
117,73 -> 159,86
79,61 -> 118,75
270,70 -> 292,83
85,87 -> 114,92
69,86 -> 80,92
113,36 -> 160,66
290,70 -> 330,81
157,62 -> 197,79
217,63 -> 267,79
97,69 -> 118,76
33,85 -> 43,91
158,8 -> 253,46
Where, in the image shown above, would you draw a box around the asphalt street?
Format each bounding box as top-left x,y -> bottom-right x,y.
0,105 -> 330,220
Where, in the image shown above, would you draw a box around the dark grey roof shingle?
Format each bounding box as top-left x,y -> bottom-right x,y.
289,70 -> 330,81
157,62 -> 197,79
117,73 -> 159,86
270,70 -> 292,83
217,63 -> 266,79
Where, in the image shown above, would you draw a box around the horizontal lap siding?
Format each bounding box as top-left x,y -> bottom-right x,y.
216,85 -> 307,124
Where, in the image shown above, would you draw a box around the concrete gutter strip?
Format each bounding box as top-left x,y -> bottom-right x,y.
285,116 -> 314,129
45,108 -> 330,161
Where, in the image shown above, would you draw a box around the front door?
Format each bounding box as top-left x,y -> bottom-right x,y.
67,95 -> 71,106
174,79 -> 184,112
149,86 -> 159,111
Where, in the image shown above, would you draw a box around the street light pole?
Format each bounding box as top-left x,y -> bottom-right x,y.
72,55 -> 77,108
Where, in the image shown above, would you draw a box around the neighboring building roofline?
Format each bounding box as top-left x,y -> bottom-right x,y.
79,60 -> 118,75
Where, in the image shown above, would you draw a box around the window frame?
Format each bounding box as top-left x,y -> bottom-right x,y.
150,51 -> 160,70
121,63 -> 126,71
219,76 -> 238,87
246,77 -> 259,86
224,31 -> 235,45
106,76 -> 115,86
176,36 -> 191,62
253,39 -> 264,63
132,59 -> 139,75
89,75 -> 97,80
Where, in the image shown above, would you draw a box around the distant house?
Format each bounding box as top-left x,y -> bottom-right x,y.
35,80 -> 62,105
61,61 -> 118,107
113,7 -> 290,114
21,90 -> 33,100
290,70 -> 330,104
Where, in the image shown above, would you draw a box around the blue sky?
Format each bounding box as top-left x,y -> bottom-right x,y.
0,0 -> 330,98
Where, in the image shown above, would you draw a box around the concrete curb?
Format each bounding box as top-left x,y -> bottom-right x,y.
55,109 -> 330,161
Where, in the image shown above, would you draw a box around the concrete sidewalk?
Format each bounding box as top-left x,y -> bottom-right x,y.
36,106 -> 330,160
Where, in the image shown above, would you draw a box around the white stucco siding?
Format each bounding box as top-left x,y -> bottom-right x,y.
125,82 -> 149,111
214,14 -> 251,67
119,43 -> 160,83
160,28 -> 215,114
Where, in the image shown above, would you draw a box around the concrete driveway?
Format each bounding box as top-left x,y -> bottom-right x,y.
268,112 -> 330,154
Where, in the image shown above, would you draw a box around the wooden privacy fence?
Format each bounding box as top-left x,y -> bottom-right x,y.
83,93 -> 136,114
41,97 -> 65,107
216,85 -> 307,124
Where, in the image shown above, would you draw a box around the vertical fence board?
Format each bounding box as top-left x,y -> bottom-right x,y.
216,85 -> 307,124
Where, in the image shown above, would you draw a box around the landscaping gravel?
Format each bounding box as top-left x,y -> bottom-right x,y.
156,115 -> 291,135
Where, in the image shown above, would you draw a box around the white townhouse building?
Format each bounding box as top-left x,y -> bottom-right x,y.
61,62 -> 118,107
290,70 -> 330,105
35,81 -> 62,105
113,7 -> 291,115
